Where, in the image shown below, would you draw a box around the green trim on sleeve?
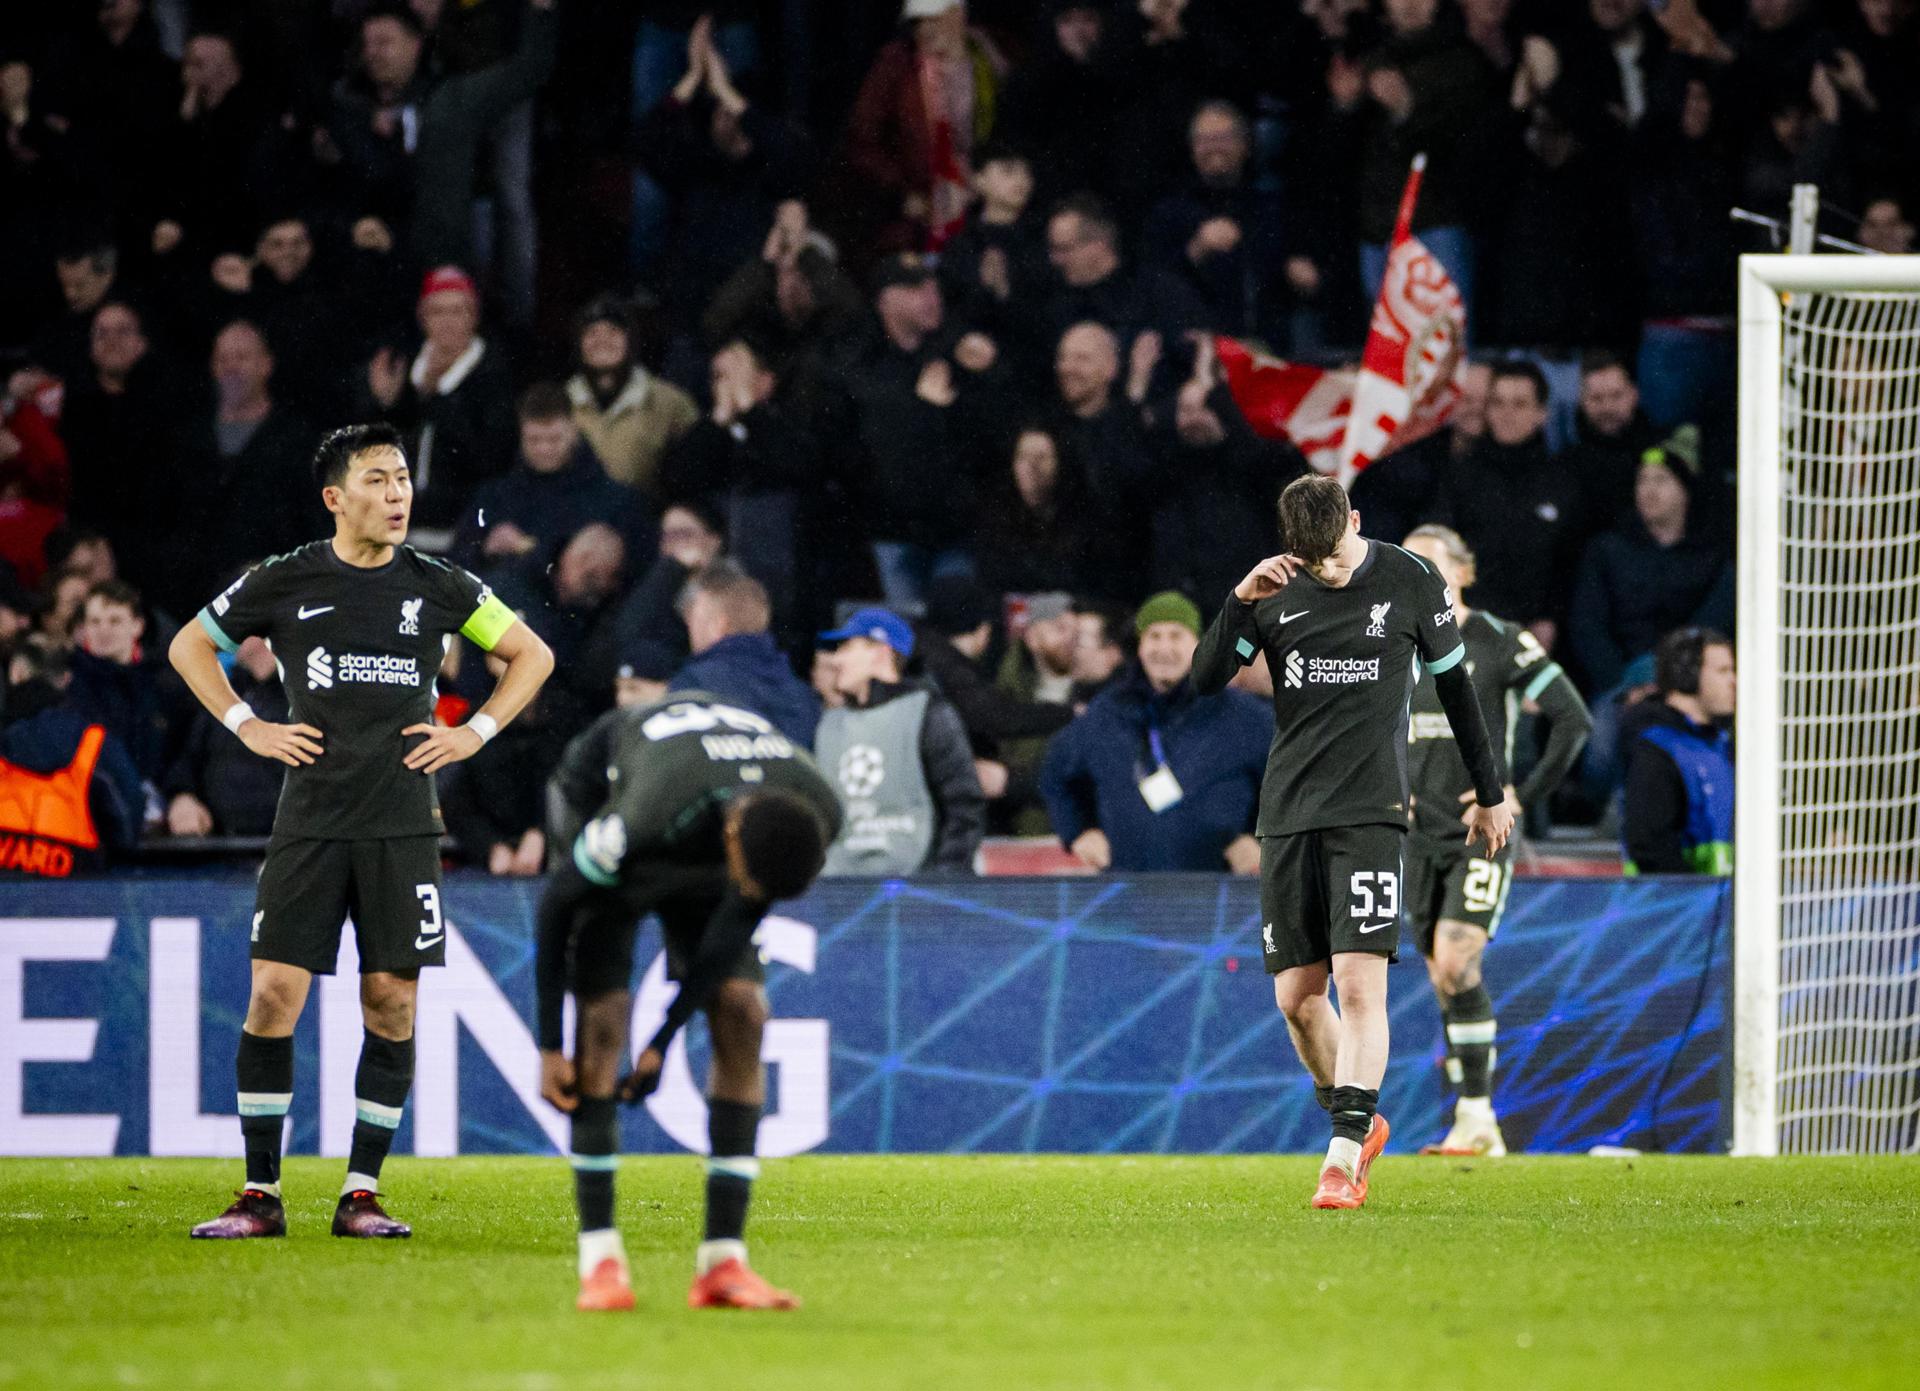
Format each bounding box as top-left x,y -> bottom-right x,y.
573,834 -> 619,887
1427,643 -> 1467,676
1523,662 -> 1565,702
460,594 -> 518,651
196,608 -> 239,654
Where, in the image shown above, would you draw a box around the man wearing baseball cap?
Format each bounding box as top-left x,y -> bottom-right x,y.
813,606 -> 985,875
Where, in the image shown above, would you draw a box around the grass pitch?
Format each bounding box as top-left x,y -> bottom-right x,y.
2,1155 -> 1915,1391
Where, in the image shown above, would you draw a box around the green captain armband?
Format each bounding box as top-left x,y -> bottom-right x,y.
460,594 -> 517,651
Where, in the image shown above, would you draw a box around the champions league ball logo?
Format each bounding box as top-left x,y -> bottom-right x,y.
838,744 -> 886,799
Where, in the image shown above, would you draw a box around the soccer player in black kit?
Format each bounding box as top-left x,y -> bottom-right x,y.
170,424 -> 554,1239
535,693 -> 841,1312
1402,525 -> 1591,1157
1193,475 -> 1513,1209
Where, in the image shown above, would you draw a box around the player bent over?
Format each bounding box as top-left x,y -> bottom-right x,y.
1193,476 -> 1512,1209
535,694 -> 842,1311
1402,527 -> 1591,1156
171,424 -> 553,1238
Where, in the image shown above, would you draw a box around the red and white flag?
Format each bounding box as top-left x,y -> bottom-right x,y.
1339,154 -> 1467,481
1215,155 -> 1465,483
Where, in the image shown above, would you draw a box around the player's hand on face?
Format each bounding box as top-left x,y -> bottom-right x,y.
402,722 -> 486,774
619,1047 -> 665,1104
1233,554 -> 1302,603
1071,829 -> 1112,871
239,719 -> 324,767
1463,800 -> 1516,856
539,1050 -> 578,1112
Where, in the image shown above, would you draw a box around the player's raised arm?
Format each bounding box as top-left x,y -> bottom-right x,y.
168,607 -> 324,768
1193,555 -> 1298,694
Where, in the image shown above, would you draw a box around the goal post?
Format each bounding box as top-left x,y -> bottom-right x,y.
1735,254 -> 1920,1156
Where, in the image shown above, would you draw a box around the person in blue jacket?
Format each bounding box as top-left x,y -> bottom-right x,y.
670,561 -> 820,746
1040,591 -> 1270,873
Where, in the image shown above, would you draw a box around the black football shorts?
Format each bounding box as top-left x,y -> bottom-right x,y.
1257,823 -> 1408,973
570,869 -> 768,1003
252,835 -> 447,975
1404,832 -> 1514,954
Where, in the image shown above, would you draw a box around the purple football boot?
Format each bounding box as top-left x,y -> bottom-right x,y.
191,1190 -> 287,1239
332,1189 -> 412,1238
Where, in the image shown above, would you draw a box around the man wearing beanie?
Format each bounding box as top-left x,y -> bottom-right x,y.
1039,590 -> 1269,874
994,590 -> 1084,831
916,576 -> 1074,772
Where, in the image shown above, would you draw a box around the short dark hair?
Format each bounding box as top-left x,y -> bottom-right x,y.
518,381 -> 573,423
1050,193 -> 1119,250
1654,626 -> 1731,697
56,241 -> 117,275
1490,359 -> 1549,405
85,578 -> 142,615
1278,474 -> 1351,566
1075,600 -> 1130,652
733,791 -> 830,901
361,2 -> 424,35
1580,350 -> 1634,383
312,422 -> 405,490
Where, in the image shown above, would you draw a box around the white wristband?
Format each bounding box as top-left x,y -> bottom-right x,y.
466,713 -> 499,745
222,702 -> 256,735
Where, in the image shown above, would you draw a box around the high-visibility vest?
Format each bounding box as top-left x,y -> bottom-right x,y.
0,724 -> 106,878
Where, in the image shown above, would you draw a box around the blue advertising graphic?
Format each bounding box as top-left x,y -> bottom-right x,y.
4,873 -> 1731,1158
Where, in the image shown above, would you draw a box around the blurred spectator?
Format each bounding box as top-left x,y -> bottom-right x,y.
1100,0 -> 1240,215
455,382 -> 653,579
170,321 -> 321,617
1143,100 -> 1293,341
659,338 -> 818,631
580,500 -> 727,693
365,266 -> 517,532
243,216 -> 360,422
815,605 -> 984,875
1621,626 -> 1734,875
158,634 -> 285,837
839,0 -> 1006,258
669,561 -> 820,746
633,15 -> 817,317
613,637 -> 678,711
1432,360 -> 1584,650
1351,359 -> 1493,547
702,203 -> 866,373
325,0 -> 558,276
993,591 -> 1080,834
67,579 -> 176,795
837,253 -> 995,608
565,296 -> 698,498
1070,600 -> 1128,700
1042,195 -> 1200,352
1857,195 -> 1914,256
914,575 -> 1074,814
442,647 -> 564,875
937,145 -> 1049,349
36,567 -> 94,647
494,520 -> 629,731
1569,427 -> 1733,695
0,639 -> 144,872
60,301 -> 188,588
1038,591 -> 1268,873
1339,0 -> 1495,308
1557,352 -> 1661,536
144,30 -> 273,267
33,240 -> 125,385
1052,321 -> 1155,600
0,368 -> 69,589
996,2 -> 1119,203
39,1 -> 177,233
974,424 -> 1092,597
1149,340 -> 1309,605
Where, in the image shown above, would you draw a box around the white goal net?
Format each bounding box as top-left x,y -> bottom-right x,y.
1736,255 -> 1920,1155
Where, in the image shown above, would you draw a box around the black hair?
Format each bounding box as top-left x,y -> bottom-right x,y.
733,791 -> 830,901
311,422 -> 405,490
360,2 -> 425,36
1654,626 -> 1731,698
1490,358 -> 1549,404
1076,599 -> 1130,652
1579,349 -> 1634,383
517,381 -> 572,423
1049,192 -> 1120,249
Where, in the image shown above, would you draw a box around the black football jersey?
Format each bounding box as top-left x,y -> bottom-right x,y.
1194,540 -> 1500,836
550,693 -> 844,887
195,541 -> 516,839
1408,610 -> 1547,837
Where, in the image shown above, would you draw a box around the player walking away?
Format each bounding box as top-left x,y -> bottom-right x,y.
535,692 -> 842,1313
1401,526 -> 1592,1158
1193,475 -> 1513,1210
170,423 -> 554,1239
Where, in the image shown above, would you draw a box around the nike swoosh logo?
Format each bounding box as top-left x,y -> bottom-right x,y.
298,606 -> 334,620
415,933 -> 445,950
1356,921 -> 1393,934
1277,610 -> 1309,625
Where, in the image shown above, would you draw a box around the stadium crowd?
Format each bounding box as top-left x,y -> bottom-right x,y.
3,0 -> 1904,876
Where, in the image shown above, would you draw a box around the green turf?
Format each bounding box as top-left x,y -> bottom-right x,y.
2,1155 -> 1915,1390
